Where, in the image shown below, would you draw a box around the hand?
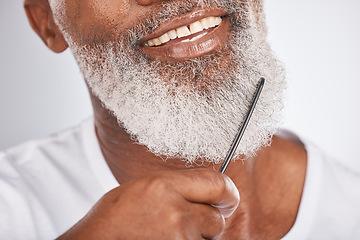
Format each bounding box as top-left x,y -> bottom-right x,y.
57,168 -> 240,240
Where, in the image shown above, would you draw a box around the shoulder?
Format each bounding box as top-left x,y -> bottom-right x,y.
0,117 -> 102,239
279,130 -> 360,239
307,142 -> 360,237
0,117 -> 94,174
0,117 -> 99,197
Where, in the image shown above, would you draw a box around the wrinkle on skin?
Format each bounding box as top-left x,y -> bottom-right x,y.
88,0 -> 131,18
25,0 -> 308,238
52,0 -> 263,46
45,0 -> 286,163
86,0 -> 131,34
51,0 -> 133,45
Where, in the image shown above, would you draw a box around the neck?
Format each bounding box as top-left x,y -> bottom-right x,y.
91,91 -> 253,184
90,92 -> 307,239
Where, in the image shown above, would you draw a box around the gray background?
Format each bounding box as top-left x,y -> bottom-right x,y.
1,0 -> 359,170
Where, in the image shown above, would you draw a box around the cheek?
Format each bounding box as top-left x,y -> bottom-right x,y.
88,0 -> 130,22
67,0 -> 131,44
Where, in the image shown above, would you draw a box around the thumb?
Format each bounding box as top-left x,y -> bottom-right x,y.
211,174 -> 240,218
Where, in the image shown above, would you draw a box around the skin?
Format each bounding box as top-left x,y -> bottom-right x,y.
24,0 -> 308,239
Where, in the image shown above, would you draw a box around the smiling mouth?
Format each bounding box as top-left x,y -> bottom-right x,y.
140,9 -> 230,61
144,16 -> 223,47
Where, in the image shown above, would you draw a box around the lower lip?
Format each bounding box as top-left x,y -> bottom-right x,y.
140,17 -> 230,61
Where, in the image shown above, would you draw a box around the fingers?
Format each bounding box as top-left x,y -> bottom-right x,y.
59,168 -> 240,240
162,169 -> 240,218
188,202 -> 226,239
210,175 -> 240,218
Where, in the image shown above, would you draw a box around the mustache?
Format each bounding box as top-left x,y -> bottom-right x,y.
121,0 -> 251,46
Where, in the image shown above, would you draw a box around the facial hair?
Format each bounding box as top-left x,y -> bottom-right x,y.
51,0 -> 286,164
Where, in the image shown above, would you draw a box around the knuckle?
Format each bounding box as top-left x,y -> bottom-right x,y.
167,211 -> 200,240
144,175 -> 171,195
171,231 -> 191,240
165,207 -> 194,238
167,207 -> 185,226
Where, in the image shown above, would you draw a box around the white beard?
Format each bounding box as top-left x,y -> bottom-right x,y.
55,0 -> 286,164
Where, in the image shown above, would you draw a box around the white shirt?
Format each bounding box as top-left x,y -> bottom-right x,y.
0,117 -> 359,239
282,133 -> 360,240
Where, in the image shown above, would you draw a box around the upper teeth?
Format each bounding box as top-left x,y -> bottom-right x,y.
145,16 -> 222,47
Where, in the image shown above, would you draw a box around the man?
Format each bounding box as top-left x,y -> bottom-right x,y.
1,0 -> 359,239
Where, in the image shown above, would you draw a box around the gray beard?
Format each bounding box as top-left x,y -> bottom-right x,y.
60,1 -> 286,164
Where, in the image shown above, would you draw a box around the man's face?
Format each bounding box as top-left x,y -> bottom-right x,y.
50,0 -> 263,56
49,0 -> 285,164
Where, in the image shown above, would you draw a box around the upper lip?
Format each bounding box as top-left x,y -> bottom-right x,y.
139,8 -> 229,45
